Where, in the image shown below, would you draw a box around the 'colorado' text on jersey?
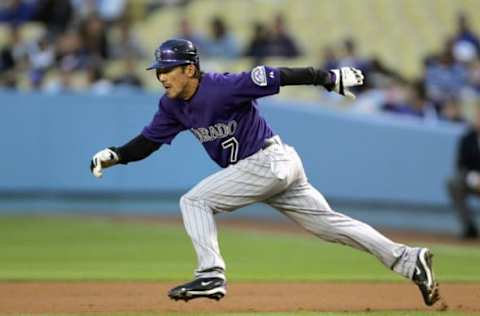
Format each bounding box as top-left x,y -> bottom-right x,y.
142,66 -> 280,168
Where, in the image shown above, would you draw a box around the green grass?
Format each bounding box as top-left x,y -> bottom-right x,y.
0,215 -> 479,282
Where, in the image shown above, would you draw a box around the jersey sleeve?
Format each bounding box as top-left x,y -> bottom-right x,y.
222,66 -> 280,104
141,98 -> 186,145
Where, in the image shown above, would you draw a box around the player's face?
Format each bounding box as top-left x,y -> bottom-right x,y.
156,65 -> 197,100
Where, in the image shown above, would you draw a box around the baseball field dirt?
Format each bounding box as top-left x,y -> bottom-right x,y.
0,282 -> 478,314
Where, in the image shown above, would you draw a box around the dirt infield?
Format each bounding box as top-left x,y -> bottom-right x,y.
0,282 -> 478,314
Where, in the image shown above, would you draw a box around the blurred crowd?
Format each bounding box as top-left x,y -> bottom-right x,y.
1,1 -> 480,126
178,12 -> 300,62
0,0 -> 146,94
0,0 -> 302,95
0,0 -> 300,95
320,12 -> 480,126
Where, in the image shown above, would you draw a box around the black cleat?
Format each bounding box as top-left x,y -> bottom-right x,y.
168,277 -> 226,302
412,248 -> 440,306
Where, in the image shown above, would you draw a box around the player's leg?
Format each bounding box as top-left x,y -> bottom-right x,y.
170,145 -> 293,301
180,157 -> 290,279
266,146 -> 440,306
267,180 -> 415,275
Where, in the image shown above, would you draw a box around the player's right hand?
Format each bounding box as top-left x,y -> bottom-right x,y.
90,148 -> 119,178
329,67 -> 364,100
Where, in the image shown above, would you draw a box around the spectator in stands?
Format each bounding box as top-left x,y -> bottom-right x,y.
32,0 -> 73,38
0,42 -> 15,75
97,0 -> 127,24
318,43 -> 401,109
27,34 -> 55,89
0,42 -> 16,88
0,0 -> 36,25
204,16 -> 239,59
0,73 -> 16,90
424,40 -> 469,105
0,25 -> 28,89
338,38 -> 368,69
55,29 -> 88,71
71,0 -> 127,24
447,108 -> 480,239
113,56 -> 143,90
468,58 -> 480,93
0,25 -> 26,70
336,38 -> 407,92
452,12 -> 480,63
42,60 -> 76,94
336,38 -> 370,94
382,80 -> 437,121
368,58 -> 408,87
405,81 -> 438,121
439,98 -> 465,123
109,16 -> 145,60
177,17 -> 207,54
267,13 -> 300,58
86,62 -> 113,95
244,21 -> 271,66
80,14 -> 110,61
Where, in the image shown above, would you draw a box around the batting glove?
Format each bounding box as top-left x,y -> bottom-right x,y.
329,67 -> 364,99
90,148 -> 119,178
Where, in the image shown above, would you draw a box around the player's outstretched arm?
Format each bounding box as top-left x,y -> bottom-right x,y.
278,66 -> 364,99
90,134 -> 161,178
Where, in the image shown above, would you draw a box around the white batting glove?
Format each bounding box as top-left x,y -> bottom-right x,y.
90,148 -> 119,178
329,67 -> 364,100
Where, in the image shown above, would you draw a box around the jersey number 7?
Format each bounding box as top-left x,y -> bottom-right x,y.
221,137 -> 239,163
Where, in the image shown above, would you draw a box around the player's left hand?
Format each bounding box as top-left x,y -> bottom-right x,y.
90,148 -> 119,178
329,67 -> 364,100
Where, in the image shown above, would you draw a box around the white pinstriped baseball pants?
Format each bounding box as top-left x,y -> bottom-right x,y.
180,136 -> 420,281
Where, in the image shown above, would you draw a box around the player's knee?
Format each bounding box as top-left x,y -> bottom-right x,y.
180,191 -> 216,215
180,194 -> 192,210
180,192 -> 201,210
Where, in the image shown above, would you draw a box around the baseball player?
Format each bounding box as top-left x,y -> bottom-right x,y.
90,39 -> 440,306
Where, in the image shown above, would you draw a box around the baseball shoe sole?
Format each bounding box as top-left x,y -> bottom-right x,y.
412,248 -> 440,306
168,277 -> 226,302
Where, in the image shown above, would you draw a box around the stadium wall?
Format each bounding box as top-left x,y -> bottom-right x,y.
0,92 -> 472,233
0,92 -> 464,213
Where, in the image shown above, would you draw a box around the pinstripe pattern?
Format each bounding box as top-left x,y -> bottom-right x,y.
267,183 -> 409,270
179,137 -> 418,280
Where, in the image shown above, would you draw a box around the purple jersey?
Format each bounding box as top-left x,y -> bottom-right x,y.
142,66 -> 281,168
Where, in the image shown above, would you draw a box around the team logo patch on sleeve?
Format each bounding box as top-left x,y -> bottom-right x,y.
251,66 -> 267,86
